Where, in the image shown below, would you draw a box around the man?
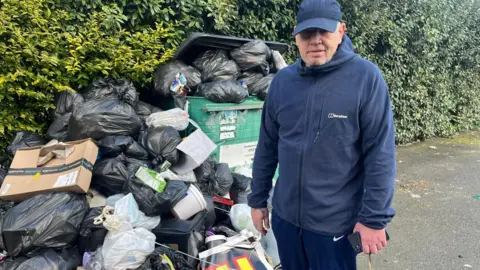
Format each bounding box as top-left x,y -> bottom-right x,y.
247,0 -> 396,269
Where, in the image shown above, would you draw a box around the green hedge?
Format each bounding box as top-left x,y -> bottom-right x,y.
1,0 -> 479,153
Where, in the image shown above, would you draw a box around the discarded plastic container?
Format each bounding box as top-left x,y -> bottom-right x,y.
172,184 -> 207,220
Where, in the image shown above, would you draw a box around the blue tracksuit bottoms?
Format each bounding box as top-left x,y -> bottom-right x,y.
271,210 -> 357,270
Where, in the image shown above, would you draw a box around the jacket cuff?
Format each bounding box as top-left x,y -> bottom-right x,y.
359,219 -> 387,230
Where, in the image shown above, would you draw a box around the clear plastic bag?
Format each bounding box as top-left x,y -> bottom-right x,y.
102,224 -> 156,270
84,247 -> 105,270
159,169 -> 197,183
229,204 -> 259,238
145,108 -> 189,131
113,193 -> 160,230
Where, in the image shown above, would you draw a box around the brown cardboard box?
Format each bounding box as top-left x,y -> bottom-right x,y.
0,139 -> 98,201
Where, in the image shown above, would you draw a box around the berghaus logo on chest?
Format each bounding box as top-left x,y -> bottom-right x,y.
328,113 -> 348,119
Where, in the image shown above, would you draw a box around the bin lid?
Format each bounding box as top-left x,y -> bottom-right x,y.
174,32 -> 290,64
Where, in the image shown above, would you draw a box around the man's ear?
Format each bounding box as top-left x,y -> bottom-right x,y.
338,23 -> 347,44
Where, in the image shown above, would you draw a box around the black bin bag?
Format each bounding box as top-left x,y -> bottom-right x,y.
0,200 -> 15,251
154,61 -> 202,97
77,207 -> 108,256
151,210 -> 208,267
0,167 -> 7,187
91,156 -> 130,197
139,126 -> 182,167
196,80 -> 249,104
68,98 -> 142,141
46,113 -> 71,141
0,248 -> 81,270
97,135 -> 149,160
135,101 -> 162,124
238,72 -> 264,93
136,245 -> 195,270
84,78 -> 139,107
124,158 -> 152,175
229,173 -> 252,204
230,40 -> 272,75
251,73 -> 274,100
2,192 -> 88,257
53,91 -> 84,119
194,158 -> 217,196
6,131 -> 45,157
195,159 -> 234,197
125,177 -> 189,217
193,50 -> 240,82
231,173 -> 251,191
214,163 -> 234,196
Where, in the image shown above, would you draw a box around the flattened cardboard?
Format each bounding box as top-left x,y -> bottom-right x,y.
0,139 -> 99,202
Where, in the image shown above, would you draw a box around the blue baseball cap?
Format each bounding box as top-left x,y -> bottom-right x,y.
293,0 -> 342,36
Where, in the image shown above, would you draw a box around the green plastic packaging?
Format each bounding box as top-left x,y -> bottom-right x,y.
135,167 -> 167,192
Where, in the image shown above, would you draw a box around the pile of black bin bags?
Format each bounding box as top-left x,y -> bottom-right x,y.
154,40 -> 282,107
0,73 -> 265,269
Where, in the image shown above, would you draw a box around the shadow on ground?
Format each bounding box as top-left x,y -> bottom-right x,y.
357,130 -> 480,270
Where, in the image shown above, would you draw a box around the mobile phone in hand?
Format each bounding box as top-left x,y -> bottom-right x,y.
347,231 -> 390,254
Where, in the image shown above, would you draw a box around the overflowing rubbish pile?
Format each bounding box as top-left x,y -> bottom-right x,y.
0,36 -> 286,270
154,40 -> 287,109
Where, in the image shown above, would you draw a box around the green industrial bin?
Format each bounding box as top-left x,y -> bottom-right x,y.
172,32 -> 287,180
185,96 -> 264,168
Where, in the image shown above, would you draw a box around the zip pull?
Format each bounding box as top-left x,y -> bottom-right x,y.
314,131 -> 320,142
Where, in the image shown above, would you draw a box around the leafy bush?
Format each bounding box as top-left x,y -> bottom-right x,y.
0,0 -> 176,151
339,0 -> 480,143
1,0 -> 479,153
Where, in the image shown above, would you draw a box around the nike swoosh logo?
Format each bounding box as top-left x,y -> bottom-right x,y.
333,235 -> 344,242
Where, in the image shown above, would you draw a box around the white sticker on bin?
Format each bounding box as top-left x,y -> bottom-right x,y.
220,131 -> 235,140
220,125 -> 236,132
219,141 -> 258,168
53,171 -> 78,188
1,184 -> 11,195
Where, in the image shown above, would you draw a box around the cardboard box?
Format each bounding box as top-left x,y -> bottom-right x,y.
0,139 -> 98,202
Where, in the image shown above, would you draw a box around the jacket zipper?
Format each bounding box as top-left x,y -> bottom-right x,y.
297,76 -> 318,227
314,93 -> 326,143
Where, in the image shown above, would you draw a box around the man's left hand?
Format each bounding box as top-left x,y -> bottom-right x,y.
353,222 -> 387,254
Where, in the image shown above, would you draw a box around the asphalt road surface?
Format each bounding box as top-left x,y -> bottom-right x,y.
357,130 -> 480,270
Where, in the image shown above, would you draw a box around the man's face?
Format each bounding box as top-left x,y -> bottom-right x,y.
295,23 -> 346,66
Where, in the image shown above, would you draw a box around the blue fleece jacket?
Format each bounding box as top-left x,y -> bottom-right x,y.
247,35 -> 396,236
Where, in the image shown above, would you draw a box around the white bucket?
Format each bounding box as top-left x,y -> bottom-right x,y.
172,185 -> 207,220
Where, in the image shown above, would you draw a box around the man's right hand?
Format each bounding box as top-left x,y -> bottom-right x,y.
251,207 -> 270,235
